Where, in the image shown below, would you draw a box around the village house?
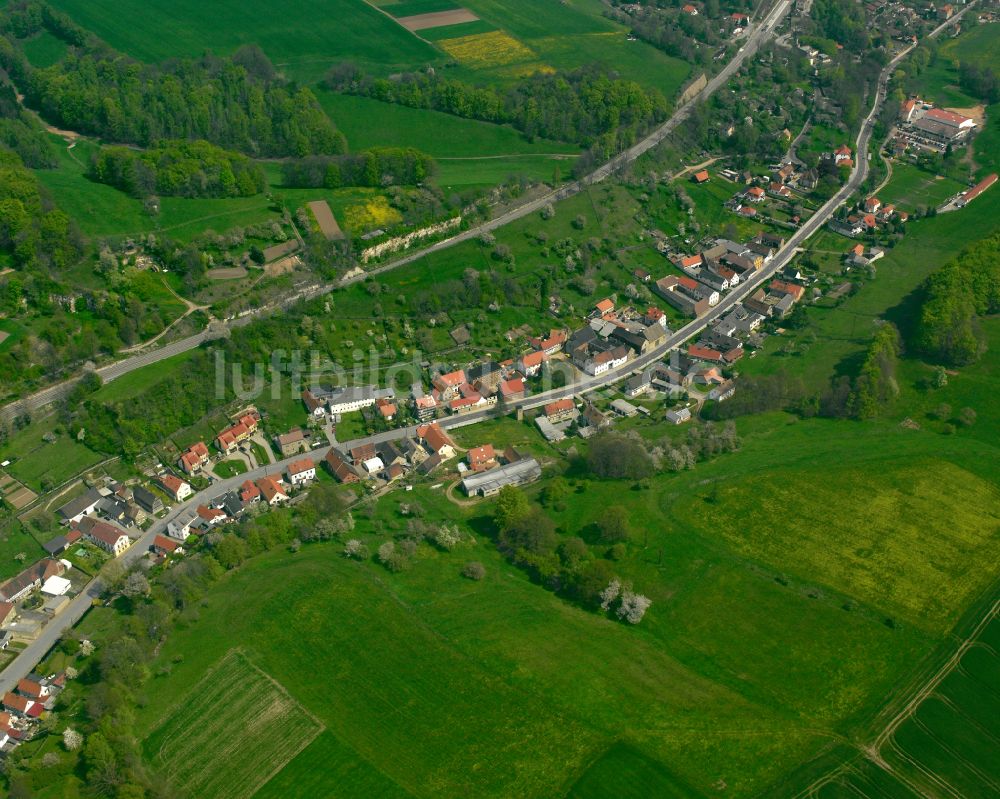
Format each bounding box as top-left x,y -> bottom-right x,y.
0,560 -> 65,603
412,393 -> 439,422
301,389 -> 327,417
666,407 -> 692,425
517,349 -> 548,377
544,398 -> 576,422
709,380 -> 737,402
2,693 -> 40,719
654,275 -> 710,318
528,329 -> 568,355
157,474 -> 192,503
55,488 -> 104,524
275,428 -> 308,458
467,362 -> 505,395
688,344 -> 725,363
467,444 -> 498,473
582,345 -> 629,376
215,413 -> 259,454
77,517 -> 131,557
257,477 -> 288,505
833,144 -> 853,165
417,423 -> 456,460
167,509 -> 198,540
195,505 -> 229,530
744,186 -> 766,203
593,298 -> 615,317
287,458 -> 317,487
375,397 -> 398,421
133,486 -> 163,515
324,450 -> 360,483
624,372 -> 651,398
432,369 -> 467,400
239,479 -> 262,505
179,441 -> 211,474
327,386 -> 394,416
151,535 -> 182,559
500,377 -> 526,401
349,443 -> 376,465
691,169 -> 710,183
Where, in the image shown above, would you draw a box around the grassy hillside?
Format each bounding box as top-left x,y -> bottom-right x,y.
112,338 -> 1000,797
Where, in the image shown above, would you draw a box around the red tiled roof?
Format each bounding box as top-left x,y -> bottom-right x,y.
288,458 -> 315,476
80,518 -> 128,548
434,369 -> 466,388
688,344 -> 723,361
17,679 -> 44,699
500,378 -> 525,397
196,505 -> 226,522
595,298 -> 614,313
449,396 -> 480,410
747,186 -> 765,197
158,474 -> 187,497
738,206 -> 757,216
468,444 -> 496,467
240,479 -> 261,502
770,280 -> 805,301
256,477 -> 286,503
545,398 -> 575,416
324,451 -> 359,483
417,423 -> 454,454
679,254 -> 702,268
693,169 -> 710,182
925,107 -> 972,126
520,350 -> 547,369
414,395 -> 437,410
2,693 -> 30,713
153,535 -> 179,553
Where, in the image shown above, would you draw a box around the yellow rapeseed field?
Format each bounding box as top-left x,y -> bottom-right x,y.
438,30 -> 536,69
343,195 -> 403,232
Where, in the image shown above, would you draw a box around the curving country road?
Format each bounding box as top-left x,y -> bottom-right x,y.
0,2 -> 974,694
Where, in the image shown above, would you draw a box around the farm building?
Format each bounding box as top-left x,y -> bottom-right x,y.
461,458 -> 542,497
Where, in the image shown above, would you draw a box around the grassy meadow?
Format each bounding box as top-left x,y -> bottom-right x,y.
877,162 -> 964,211
120,342 -> 1000,797
48,0 -> 439,82
144,650 -> 324,799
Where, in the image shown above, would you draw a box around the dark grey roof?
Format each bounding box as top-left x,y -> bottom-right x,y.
56,488 -> 103,520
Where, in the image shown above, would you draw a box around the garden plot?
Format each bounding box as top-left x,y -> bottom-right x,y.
398,7 -> 479,30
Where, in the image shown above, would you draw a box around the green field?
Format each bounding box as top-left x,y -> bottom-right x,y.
0,520 -> 48,582
124,354 -> 1000,797
144,650 -> 324,799
318,92 -> 580,159
48,0 -> 439,82
878,162 -> 965,211
90,350 -> 197,404
0,418 -> 106,491
20,30 -> 68,68
743,179 -> 1000,392
805,614 -> 1000,799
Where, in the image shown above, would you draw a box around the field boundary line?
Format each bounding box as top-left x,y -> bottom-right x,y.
148,647 -> 326,799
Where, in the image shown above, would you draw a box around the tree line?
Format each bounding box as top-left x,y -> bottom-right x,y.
325,63 -> 668,155
0,1 -> 345,161
90,140 -> 267,199
0,147 -> 81,271
958,62 -> 999,104
0,79 -> 56,168
281,147 -> 437,189
915,232 -> 1000,366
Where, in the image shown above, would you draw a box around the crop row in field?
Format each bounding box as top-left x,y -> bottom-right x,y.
144,649 -> 324,799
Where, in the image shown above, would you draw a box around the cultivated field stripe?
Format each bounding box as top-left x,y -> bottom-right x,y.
397,8 -> 478,30
147,649 -> 324,799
